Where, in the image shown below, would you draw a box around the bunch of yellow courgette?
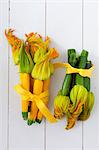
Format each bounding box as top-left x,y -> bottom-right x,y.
5,29 -> 59,125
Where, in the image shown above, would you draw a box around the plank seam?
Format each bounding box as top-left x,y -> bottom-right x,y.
44,0 -> 47,150
7,0 -> 10,150
82,0 -> 84,150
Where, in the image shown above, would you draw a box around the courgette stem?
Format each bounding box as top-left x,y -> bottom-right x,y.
75,50 -> 88,86
84,61 -> 92,91
70,56 -> 79,90
62,49 -> 77,96
70,74 -> 76,89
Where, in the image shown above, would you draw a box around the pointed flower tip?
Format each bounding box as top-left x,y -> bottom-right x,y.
46,36 -> 50,41
25,43 -> 30,53
25,33 -> 28,37
5,28 -> 15,36
53,49 -> 59,58
49,48 -> 59,59
25,32 -> 35,38
65,121 -> 75,130
38,34 -> 42,38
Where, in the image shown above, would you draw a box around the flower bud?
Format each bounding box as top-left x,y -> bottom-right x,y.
19,43 -> 34,73
54,94 -> 70,119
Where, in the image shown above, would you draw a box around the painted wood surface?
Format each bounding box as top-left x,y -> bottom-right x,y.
0,0 -> 99,150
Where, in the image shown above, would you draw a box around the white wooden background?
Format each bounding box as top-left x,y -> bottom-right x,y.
0,0 -> 99,150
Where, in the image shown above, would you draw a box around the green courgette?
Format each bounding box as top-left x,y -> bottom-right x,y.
84,61 -> 92,91
61,49 -> 77,96
75,50 -> 88,85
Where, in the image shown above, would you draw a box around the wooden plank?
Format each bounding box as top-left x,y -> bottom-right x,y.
46,0 -> 83,150
10,0 -> 44,2
0,1 -> 9,150
9,1 -> 45,150
83,0 -> 99,150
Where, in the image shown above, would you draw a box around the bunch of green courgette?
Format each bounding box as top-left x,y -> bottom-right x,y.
54,49 -> 94,129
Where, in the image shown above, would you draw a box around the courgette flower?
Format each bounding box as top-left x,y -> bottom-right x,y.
78,92 -> 94,121
69,85 -> 88,113
32,48 -> 59,80
54,92 -> 70,119
66,85 -> 88,129
19,42 -> 34,74
26,32 -> 50,58
5,29 -> 23,65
